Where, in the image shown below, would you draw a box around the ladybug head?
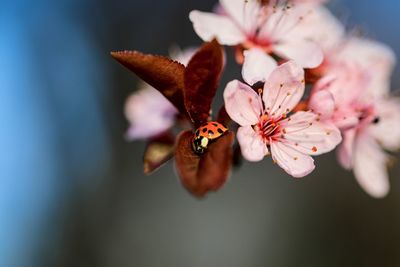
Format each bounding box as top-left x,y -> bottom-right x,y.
192,136 -> 209,155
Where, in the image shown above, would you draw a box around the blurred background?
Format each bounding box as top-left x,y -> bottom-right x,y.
1,0 -> 400,266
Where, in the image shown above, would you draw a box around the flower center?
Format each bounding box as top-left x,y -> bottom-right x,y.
242,38 -> 273,53
255,115 -> 282,143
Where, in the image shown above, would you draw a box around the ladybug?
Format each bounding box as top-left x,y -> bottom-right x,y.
192,121 -> 228,154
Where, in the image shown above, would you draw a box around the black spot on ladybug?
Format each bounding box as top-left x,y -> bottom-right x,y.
208,130 -> 214,135
212,123 -> 218,127
202,128 -> 207,133
217,128 -> 224,134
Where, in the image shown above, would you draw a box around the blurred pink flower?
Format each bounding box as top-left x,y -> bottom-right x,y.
308,39 -> 400,197
189,0 -> 323,71
224,60 -> 341,177
125,87 -> 178,140
291,4 -> 395,101
289,3 -> 344,54
124,48 -> 196,140
309,62 -> 368,130
332,37 -> 396,99
309,35 -> 396,131
337,98 -> 400,198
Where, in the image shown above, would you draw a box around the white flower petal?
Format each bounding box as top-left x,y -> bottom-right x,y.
125,87 -> 177,140
368,98 -> 400,151
242,48 -> 277,86
223,80 -> 262,126
337,37 -> 396,77
336,129 -> 356,170
219,0 -> 261,35
262,61 -> 305,117
259,3 -> 312,42
274,39 -> 323,68
169,47 -> 197,66
316,62 -> 367,106
288,4 -> 344,52
335,37 -> 396,98
353,132 -> 389,198
270,141 -> 315,178
308,89 -> 335,120
237,126 -> 268,162
281,111 -> 342,155
189,10 -> 245,45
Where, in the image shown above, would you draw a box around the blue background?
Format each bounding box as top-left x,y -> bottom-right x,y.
1,0 -> 400,266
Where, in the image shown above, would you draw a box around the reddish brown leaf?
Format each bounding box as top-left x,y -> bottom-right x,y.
143,132 -> 175,175
184,39 -> 224,127
216,107 -> 242,168
111,51 -> 187,115
217,105 -> 231,126
175,130 -> 234,198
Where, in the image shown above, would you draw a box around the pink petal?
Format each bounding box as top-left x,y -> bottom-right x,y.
336,129 -> 356,170
270,141 -> 315,178
353,132 -> 389,198
331,106 -> 360,130
315,62 -> 367,106
280,111 -> 342,156
223,80 -> 262,126
237,125 -> 268,162
259,4 -> 312,42
337,37 -> 396,78
242,47 -> 277,86
169,47 -> 197,66
219,0 -> 261,35
334,38 -> 396,99
308,89 -> 335,120
189,10 -> 245,45
274,39 -> 323,69
257,7 -> 285,41
311,62 -> 366,130
288,4 -> 344,52
262,61 -> 305,118
334,117 -> 359,130
125,87 -> 177,140
368,98 -> 400,151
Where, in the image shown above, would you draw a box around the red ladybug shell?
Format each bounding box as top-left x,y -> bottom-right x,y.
194,121 -> 228,140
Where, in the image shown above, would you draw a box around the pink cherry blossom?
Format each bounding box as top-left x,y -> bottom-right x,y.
308,36 -> 396,131
308,41 -> 400,198
125,86 -> 178,140
224,60 -> 341,177
288,3 -> 344,54
331,37 -> 396,99
309,62 -> 368,130
189,0 -> 323,71
337,98 -> 400,198
290,3 -> 396,104
309,73 -> 399,198
124,48 -> 195,140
